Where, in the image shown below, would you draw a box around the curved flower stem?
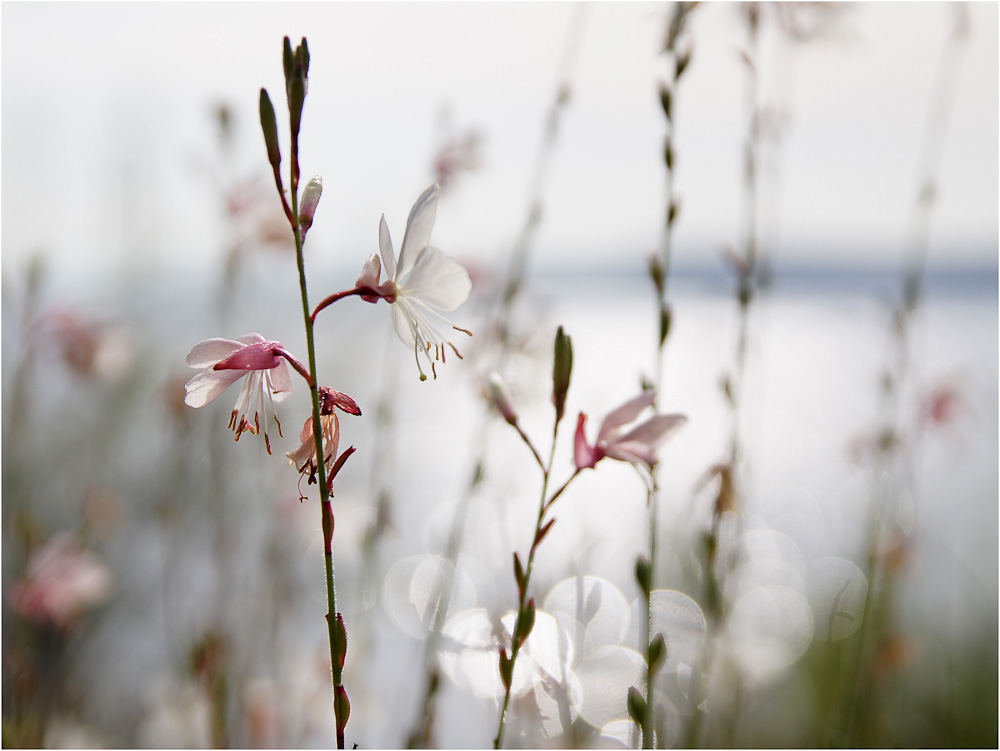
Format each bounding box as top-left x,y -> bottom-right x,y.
288,153 -> 346,749
495,423 -> 580,749
311,287 -> 368,323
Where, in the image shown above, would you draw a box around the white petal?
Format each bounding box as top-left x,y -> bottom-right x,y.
184,369 -> 245,407
397,184 -> 439,280
388,297 -> 420,349
268,361 -> 294,400
397,246 -> 472,311
379,215 -> 396,281
185,338 -> 243,368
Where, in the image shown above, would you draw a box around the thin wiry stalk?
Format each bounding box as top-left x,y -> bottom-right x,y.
842,8 -> 969,746
403,7 -> 587,747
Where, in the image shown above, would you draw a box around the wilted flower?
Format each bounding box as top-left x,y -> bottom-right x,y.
8,533 -> 113,630
184,333 -> 300,453
355,184 -> 472,380
573,391 -> 686,471
286,387 -> 360,490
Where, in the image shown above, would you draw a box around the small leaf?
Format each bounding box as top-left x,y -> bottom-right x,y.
333,613 -> 348,670
648,254 -> 664,294
659,83 -> 672,121
498,648 -> 513,691
676,49 -> 691,79
334,684 -> 351,734
627,685 -> 646,726
659,304 -> 672,348
513,553 -> 526,600
635,555 -> 652,599
515,599 -> 536,648
664,138 -> 674,171
531,518 -> 556,555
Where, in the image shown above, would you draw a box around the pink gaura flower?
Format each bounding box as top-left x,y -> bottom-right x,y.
355,184 -> 473,380
573,391 -> 687,471
184,333 -> 299,453
8,533 -> 113,630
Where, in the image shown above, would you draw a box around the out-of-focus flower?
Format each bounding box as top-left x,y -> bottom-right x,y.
573,391 -> 686,471
184,333 -> 299,453
8,533 -> 113,630
43,309 -> 132,379
355,184 -> 472,380
920,382 -> 962,427
485,371 -> 518,426
286,387 -> 360,489
433,130 -> 481,192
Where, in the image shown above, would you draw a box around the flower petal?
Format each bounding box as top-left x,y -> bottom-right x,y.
397,245 -> 472,311
268,361 -> 294,401
573,413 -> 601,469
397,184 -> 440,280
356,252 -> 382,289
604,441 -> 658,469
184,369 -> 245,408
185,337 -> 244,368
615,414 -> 687,449
379,215 -> 396,281
597,391 -> 657,442
214,340 -> 283,371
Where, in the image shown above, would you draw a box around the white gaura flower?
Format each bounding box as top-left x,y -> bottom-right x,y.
355,184 -> 472,380
183,333 -> 296,454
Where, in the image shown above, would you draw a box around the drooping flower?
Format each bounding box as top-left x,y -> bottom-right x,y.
355,184 -> 472,380
573,391 -> 687,471
286,387 -> 360,492
184,333 -> 299,453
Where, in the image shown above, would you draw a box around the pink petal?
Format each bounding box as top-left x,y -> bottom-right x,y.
604,441 -> 658,469
214,340 -> 283,371
615,414 -> 687,449
573,413 -> 602,470
597,391 -> 657,442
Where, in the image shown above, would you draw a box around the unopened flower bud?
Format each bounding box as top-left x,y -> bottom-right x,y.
298,175 -> 323,241
258,88 -> 281,168
552,326 -> 573,425
486,372 -> 518,426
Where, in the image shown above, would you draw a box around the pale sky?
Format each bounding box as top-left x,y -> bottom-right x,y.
2,2 -> 997,282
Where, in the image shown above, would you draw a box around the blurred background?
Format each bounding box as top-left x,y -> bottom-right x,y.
2,2 -> 997,748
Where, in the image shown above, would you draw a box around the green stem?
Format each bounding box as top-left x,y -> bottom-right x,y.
289,151 -> 345,750
494,424 -> 562,749
642,484 -> 657,749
